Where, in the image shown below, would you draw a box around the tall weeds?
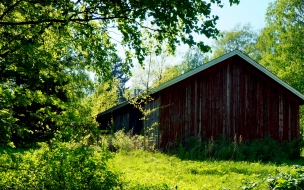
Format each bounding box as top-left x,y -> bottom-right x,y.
169,135 -> 301,163
101,130 -> 157,152
101,130 -> 301,163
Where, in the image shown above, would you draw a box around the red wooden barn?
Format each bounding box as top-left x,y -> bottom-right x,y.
97,50 -> 304,147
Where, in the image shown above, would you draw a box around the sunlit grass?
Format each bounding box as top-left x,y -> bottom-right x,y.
109,150 -> 297,189
1,144 -> 303,189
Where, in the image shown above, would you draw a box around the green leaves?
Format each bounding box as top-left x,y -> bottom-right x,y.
266,165 -> 304,189
211,23 -> 260,61
257,0 -> 304,131
0,0 -> 240,147
0,142 -> 122,189
180,47 -> 210,73
258,0 -> 304,94
90,80 -> 119,117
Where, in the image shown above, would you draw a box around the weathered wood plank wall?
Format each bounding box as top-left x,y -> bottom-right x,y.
97,55 -> 302,148
145,95 -> 160,133
159,55 -> 301,147
97,104 -> 143,134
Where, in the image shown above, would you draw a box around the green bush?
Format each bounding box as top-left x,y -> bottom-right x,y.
0,142 -> 122,189
170,136 -> 301,163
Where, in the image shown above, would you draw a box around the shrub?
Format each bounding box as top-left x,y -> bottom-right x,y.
170,135 -> 301,162
112,130 -> 142,152
0,142 -> 122,189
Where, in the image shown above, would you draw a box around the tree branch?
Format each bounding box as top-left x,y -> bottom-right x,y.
0,16 -> 133,25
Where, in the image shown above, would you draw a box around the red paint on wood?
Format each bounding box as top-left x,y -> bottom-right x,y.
97,55 -> 302,148
159,56 -> 301,147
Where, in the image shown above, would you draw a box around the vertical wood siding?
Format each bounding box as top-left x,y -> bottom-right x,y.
97,104 -> 143,134
98,55 -> 302,148
159,55 -> 301,147
145,95 -> 160,132
114,112 -> 129,131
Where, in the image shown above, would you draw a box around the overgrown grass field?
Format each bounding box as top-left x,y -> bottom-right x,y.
1,131 -> 304,189
110,150 -> 300,189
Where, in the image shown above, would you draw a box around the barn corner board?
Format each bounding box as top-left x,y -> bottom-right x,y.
97,50 -> 304,147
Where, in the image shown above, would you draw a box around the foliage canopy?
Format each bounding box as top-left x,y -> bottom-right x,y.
258,0 -> 304,93
0,0 -> 240,147
257,0 -> 304,129
211,23 -> 260,61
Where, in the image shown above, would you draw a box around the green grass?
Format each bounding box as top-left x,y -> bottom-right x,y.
109,150 -> 297,189
1,142 -> 303,189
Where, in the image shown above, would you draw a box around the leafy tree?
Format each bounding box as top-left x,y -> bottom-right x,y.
0,0 -> 240,147
151,51 -> 172,87
257,0 -> 304,93
157,65 -> 183,85
91,80 -> 119,117
180,47 -> 210,73
131,54 -> 171,90
211,23 -> 260,60
157,47 -> 208,84
257,0 -> 304,130
130,29 -> 173,89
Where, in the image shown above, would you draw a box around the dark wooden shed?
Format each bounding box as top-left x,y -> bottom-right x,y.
97,50 -> 304,147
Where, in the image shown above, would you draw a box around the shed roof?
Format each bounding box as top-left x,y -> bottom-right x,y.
97,50 -> 304,118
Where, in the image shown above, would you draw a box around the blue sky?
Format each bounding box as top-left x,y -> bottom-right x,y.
178,0 -> 275,52
212,0 -> 274,31
168,0 -> 274,66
